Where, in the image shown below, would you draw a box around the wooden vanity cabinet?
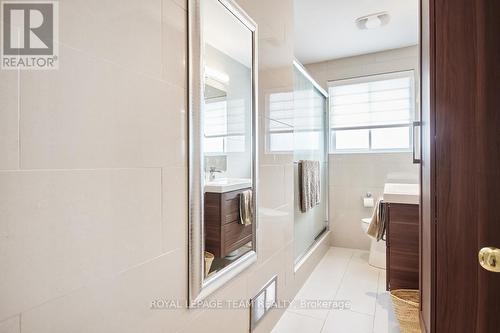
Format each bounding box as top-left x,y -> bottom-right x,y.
204,187 -> 253,258
386,203 -> 420,291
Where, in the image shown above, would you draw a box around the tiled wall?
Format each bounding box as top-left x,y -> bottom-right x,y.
305,47 -> 420,250
328,153 -> 419,250
0,1 -> 329,332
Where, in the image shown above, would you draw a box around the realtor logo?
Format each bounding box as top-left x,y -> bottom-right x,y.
1,1 -> 58,69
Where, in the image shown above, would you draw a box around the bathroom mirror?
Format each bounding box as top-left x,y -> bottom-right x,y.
188,0 -> 258,304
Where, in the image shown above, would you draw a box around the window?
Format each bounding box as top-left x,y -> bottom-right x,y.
204,98 -> 246,154
329,71 -> 416,153
266,87 -> 326,153
267,91 -> 294,152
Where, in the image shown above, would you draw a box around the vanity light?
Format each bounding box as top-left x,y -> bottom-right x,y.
355,12 -> 390,30
205,66 -> 230,83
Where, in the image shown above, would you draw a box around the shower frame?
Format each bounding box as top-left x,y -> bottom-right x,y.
292,60 -> 330,270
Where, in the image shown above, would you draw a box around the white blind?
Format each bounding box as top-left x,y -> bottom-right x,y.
267,87 -> 326,152
205,99 -> 228,137
329,72 -> 414,129
293,89 -> 324,131
205,98 -> 246,137
268,91 -> 294,132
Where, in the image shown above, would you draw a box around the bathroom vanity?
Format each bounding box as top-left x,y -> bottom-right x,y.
204,179 -> 253,258
384,183 -> 420,291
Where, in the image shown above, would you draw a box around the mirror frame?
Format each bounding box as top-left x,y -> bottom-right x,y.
188,0 -> 258,305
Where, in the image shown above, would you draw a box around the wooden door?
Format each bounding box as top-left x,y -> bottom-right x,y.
421,0 -> 500,332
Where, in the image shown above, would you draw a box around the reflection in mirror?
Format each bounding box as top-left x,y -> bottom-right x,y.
202,0 -> 254,279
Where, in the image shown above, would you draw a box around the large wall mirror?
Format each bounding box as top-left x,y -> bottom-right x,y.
188,0 -> 258,304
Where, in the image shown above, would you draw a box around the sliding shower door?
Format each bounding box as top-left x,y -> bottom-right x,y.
293,61 -> 329,263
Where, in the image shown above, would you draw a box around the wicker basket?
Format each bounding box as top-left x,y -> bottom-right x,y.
204,251 -> 215,277
390,289 -> 421,333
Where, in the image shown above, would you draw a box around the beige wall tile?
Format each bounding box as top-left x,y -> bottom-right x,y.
247,248 -> 287,297
258,204 -> 293,259
20,46 -> 186,169
329,153 -> 418,250
162,0 -> 187,87
59,0 -> 163,80
172,0 -> 187,10
0,0 -> 328,332
0,316 -> 19,333
162,166 -> 188,253
180,306 -> 248,333
180,275 -> 249,333
258,165 -> 287,209
0,70 -> 19,170
0,169 -> 162,320
20,251 -> 188,333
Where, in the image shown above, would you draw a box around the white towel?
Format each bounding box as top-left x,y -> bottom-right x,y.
299,160 -> 321,213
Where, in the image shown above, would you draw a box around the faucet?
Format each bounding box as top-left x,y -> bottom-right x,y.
208,166 -> 222,181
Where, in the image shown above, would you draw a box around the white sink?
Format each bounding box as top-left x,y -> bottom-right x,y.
383,183 -> 420,205
205,178 -> 252,193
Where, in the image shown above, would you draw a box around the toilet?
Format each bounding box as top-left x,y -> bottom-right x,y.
361,218 -> 386,269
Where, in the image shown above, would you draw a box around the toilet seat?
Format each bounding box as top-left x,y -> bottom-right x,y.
361,217 -> 371,232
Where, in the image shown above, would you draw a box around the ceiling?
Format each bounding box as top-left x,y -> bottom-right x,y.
205,0 -> 252,67
294,0 -> 419,64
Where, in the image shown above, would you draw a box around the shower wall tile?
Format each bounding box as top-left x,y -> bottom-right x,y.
0,70 -> 19,170
0,169 -> 162,320
19,46 -> 186,169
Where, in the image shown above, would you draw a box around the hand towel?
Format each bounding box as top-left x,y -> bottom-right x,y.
367,199 -> 387,241
299,160 -> 321,213
239,190 -> 253,226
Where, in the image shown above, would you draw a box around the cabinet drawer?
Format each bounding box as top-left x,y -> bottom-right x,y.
389,250 -> 419,273
386,203 -> 420,291
221,187 -> 251,225
388,222 -> 419,251
223,197 -> 241,224
389,269 -> 420,290
223,221 -> 252,253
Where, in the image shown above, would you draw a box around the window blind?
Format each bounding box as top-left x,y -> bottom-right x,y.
329,72 -> 413,129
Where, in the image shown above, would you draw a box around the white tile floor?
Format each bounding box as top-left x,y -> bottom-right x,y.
272,247 -> 401,333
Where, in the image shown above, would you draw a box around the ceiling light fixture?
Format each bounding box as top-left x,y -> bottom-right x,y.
356,12 -> 390,30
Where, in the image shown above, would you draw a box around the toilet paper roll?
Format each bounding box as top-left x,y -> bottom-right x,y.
363,197 -> 374,208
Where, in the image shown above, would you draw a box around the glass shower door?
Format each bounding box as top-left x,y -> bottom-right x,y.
293,61 -> 329,263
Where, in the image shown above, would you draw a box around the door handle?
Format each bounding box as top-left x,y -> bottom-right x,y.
412,121 -> 421,164
478,247 -> 500,273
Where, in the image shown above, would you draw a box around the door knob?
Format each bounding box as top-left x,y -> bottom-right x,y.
478,247 -> 500,273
